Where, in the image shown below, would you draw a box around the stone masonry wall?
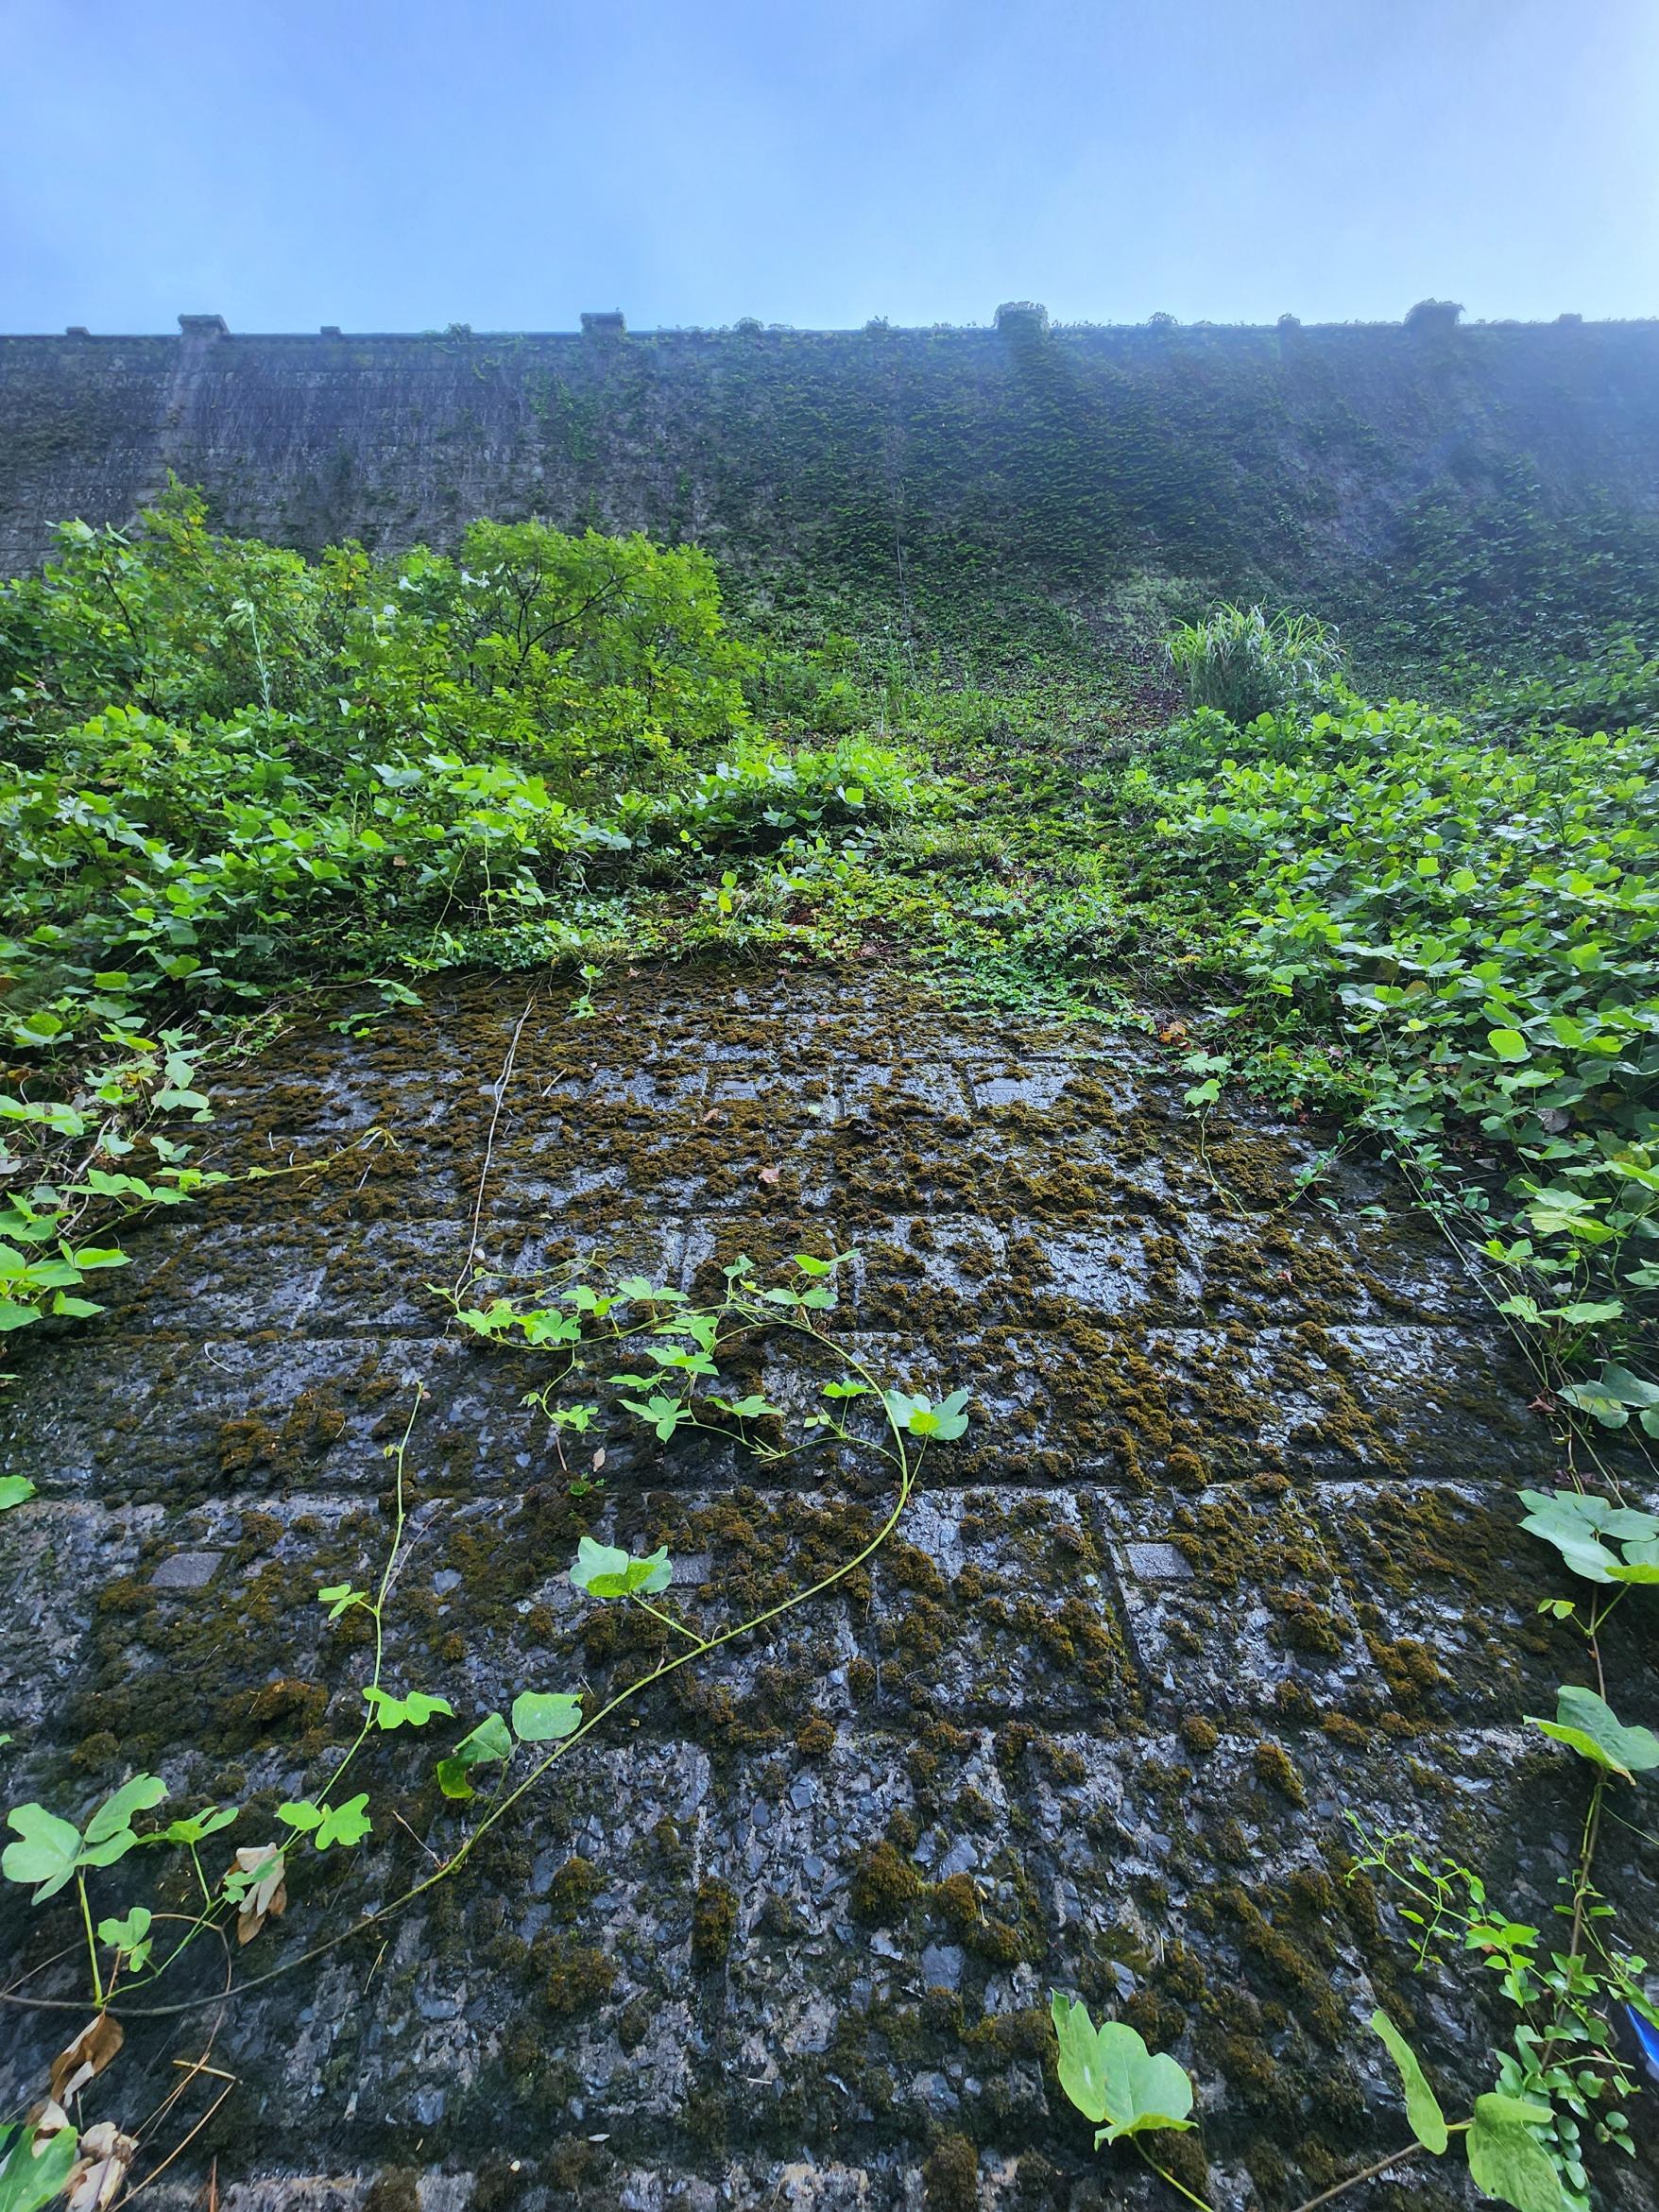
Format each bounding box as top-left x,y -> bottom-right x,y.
4,318 -> 1659,602
2,969 -> 1652,2211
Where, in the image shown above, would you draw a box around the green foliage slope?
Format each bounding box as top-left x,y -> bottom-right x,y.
4,483 -> 1658,1400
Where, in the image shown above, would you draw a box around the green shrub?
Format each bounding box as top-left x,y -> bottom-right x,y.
0,488 -> 941,1087
1404,297 -> 1463,332
1162,603 -> 1344,726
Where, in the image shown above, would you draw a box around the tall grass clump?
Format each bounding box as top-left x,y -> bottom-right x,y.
1164,603 -> 1344,725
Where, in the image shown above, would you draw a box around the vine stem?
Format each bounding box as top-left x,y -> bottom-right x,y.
1280,2133 -> 1464,2212
453,986 -> 539,1299
630,1596 -> 707,1646
1394,1136 -> 1642,1499
16,1304 -> 921,2020
1136,2148 -> 1215,2212
424,1312 -> 914,1882
1139,2125 -> 1459,2212
1539,1766 -> 1606,2076
313,1384 -> 424,1808
140,1385 -> 424,1992
77,1874 -> 104,2009
1189,1107 -> 1244,1218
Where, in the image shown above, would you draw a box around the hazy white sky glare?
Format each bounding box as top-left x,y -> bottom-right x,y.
3,0 -> 1655,333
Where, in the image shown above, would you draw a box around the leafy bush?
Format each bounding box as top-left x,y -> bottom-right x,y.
1,484 -> 750,760
1458,632 -> 1659,739
1377,469 -> 1659,676
0,489 -> 937,1059
1404,298 -> 1463,332
1162,603 -> 1345,726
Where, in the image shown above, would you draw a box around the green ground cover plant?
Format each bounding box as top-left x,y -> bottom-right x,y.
1113,686 -> 1659,1407
0,487 -> 940,1332
0,486 -> 929,1059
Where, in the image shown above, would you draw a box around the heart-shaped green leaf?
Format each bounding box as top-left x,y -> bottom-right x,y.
1051,1993 -> 1194,2143
317,1581 -> 368,1620
96,1905 -> 153,1966
570,1535 -> 673,1598
1464,2093 -> 1563,2212
436,1710 -> 515,1798
1528,1684 -> 1659,1780
1598,1363 -> 1659,1407
149,1804 -> 238,1847
1518,1491 -> 1623,1582
1,1805 -> 82,1902
279,1792 -> 371,1849
316,1794 -> 371,1849
616,1393 -> 691,1441
96,1904 -> 153,1949
461,1710 -> 514,1763
83,1773 -> 167,1845
883,1387 -> 972,1442
511,1690 -> 584,1742
363,1686 -> 455,1731
0,2118 -> 79,2212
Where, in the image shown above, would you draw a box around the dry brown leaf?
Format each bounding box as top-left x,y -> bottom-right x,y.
66,2121 -> 136,2212
29,2098 -> 73,2146
231,1843 -> 287,1945
50,2015 -> 124,2105
237,1879 -> 287,1944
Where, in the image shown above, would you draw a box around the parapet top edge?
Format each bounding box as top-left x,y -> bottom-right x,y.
7,317 -> 1658,343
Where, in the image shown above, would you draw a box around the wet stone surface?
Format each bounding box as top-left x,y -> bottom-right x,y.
0,968 -> 1653,2211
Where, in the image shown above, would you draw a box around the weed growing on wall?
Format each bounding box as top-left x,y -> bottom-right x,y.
1163,603 -> 1345,725
1114,683 -> 1659,1402
0,487 -> 929,1067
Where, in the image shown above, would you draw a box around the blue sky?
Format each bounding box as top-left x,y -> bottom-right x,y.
3,0 -> 1655,333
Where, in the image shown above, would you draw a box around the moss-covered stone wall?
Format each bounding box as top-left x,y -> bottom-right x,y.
4,969 -> 1651,2208
4,317 -> 1658,643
